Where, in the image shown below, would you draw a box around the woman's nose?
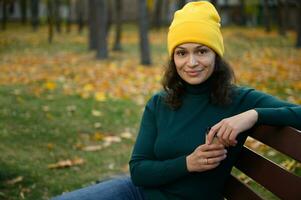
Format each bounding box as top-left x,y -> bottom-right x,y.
187,55 -> 198,67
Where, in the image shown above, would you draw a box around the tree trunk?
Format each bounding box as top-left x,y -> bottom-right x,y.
31,0 -> 39,31
54,0 -> 61,33
20,0 -> 27,24
107,0 -> 113,35
1,0 -> 7,30
162,0 -> 170,25
177,0 -> 186,10
76,0 -> 84,33
277,0 -> 287,36
138,0 -> 152,65
66,0 -> 72,33
210,0 -> 217,7
88,0 -> 97,50
152,0 -> 163,29
296,2 -> 301,48
113,0 -> 123,51
47,0 -> 54,43
263,0 -> 271,32
95,0 -> 108,59
239,0 -> 246,25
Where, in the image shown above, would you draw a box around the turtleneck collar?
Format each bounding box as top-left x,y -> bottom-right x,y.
183,77 -> 213,95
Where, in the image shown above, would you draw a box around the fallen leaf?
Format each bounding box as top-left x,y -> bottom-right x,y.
94,122 -> 102,128
103,135 -> 121,143
44,81 -> 57,90
5,176 -> 23,185
91,110 -> 102,117
20,187 -> 31,199
83,83 -> 94,92
95,92 -> 106,102
47,143 -> 54,150
120,132 -> 132,139
48,158 -> 84,169
92,132 -> 105,141
66,105 -> 77,112
82,145 -> 103,151
42,105 -> 50,112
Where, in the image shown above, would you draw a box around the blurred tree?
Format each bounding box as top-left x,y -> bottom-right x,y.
296,1 -> 301,48
239,0 -> 246,25
88,0 -> 97,50
277,0 -> 287,36
47,0 -> 54,43
107,0 -> 113,35
177,0 -> 186,10
20,0 -> 27,24
263,0 -> 271,32
66,0 -> 72,33
138,0 -> 152,65
210,0 -> 217,7
54,0 -> 61,33
31,0 -> 39,31
1,0 -> 8,30
152,0 -> 163,29
113,0 -> 123,51
95,0 -> 108,59
75,0 -> 84,33
245,0 -> 259,26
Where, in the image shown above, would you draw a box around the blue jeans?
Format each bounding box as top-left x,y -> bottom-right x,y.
52,176 -> 145,200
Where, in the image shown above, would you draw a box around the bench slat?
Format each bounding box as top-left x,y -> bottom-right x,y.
250,126 -> 301,162
235,146 -> 301,200
223,175 -> 263,200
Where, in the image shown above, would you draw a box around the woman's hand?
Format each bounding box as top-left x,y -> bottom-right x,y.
207,109 -> 258,147
186,143 -> 227,172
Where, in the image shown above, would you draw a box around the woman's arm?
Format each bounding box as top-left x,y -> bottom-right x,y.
129,96 -> 189,187
207,89 -> 301,146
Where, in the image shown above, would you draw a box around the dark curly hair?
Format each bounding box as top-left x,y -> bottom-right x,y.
162,55 -> 236,110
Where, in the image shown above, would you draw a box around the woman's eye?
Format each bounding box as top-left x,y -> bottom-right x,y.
175,50 -> 186,56
198,49 -> 208,54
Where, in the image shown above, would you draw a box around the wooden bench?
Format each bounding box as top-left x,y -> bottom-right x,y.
223,125 -> 301,200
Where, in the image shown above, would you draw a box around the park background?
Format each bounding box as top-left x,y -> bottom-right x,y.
0,0 -> 301,199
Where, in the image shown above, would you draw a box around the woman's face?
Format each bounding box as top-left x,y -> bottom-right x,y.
173,43 -> 216,85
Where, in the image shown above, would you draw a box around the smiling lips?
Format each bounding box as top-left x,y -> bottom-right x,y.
185,69 -> 204,77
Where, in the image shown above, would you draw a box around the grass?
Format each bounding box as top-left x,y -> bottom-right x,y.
0,85 -> 142,200
0,23 -> 300,199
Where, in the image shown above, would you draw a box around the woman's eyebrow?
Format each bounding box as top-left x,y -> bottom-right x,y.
175,46 -> 186,50
176,45 -> 205,50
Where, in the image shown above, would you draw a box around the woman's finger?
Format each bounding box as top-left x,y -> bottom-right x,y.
206,123 -> 222,144
207,154 -> 227,165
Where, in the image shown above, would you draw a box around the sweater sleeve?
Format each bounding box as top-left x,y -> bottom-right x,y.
242,88 -> 301,130
129,95 -> 189,187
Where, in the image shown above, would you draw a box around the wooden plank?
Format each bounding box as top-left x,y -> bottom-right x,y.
235,147 -> 301,200
250,126 -> 301,162
223,175 -> 263,200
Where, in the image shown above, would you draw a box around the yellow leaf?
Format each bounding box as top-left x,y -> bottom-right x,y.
95,92 -> 106,102
83,83 -> 94,92
47,143 -> 54,150
44,81 -> 57,90
92,132 -> 105,141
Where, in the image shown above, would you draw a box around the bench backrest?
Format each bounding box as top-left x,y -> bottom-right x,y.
223,125 -> 301,200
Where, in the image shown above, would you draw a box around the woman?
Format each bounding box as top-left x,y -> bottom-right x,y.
53,1 -> 301,200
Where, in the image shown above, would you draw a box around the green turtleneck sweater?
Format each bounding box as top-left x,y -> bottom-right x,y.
129,80 -> 301,200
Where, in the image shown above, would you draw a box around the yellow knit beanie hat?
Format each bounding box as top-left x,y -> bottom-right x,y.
167,1 -> 224,57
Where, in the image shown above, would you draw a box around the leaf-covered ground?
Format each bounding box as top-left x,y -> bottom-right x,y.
0,24 -> 300,200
